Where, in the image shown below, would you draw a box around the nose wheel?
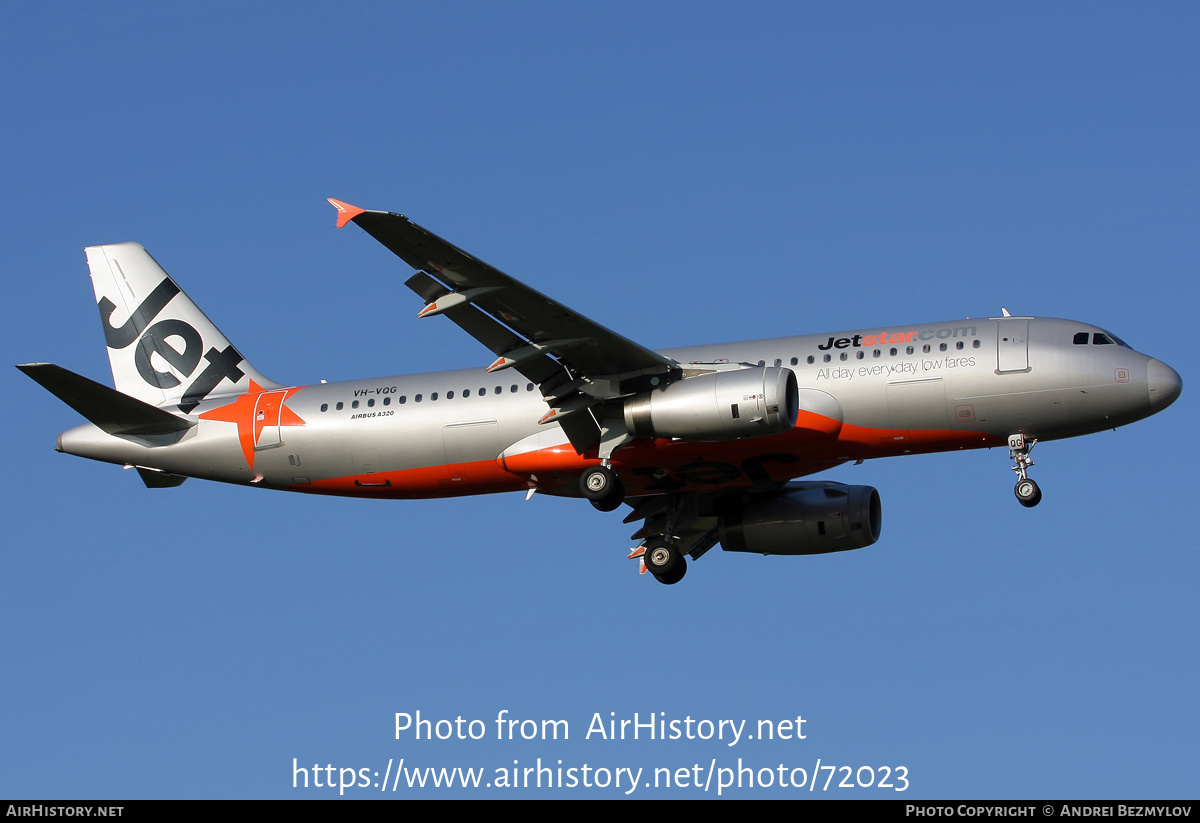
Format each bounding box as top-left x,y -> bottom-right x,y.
1009,434 -> 1042,508
1014,477 -> 1042,507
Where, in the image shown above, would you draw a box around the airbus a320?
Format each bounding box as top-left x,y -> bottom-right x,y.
19,200 -> 1183,584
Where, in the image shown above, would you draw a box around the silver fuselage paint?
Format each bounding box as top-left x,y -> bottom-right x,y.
55,316 -> 1174,495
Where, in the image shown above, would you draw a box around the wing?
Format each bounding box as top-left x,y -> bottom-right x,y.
329,199 -> 679,453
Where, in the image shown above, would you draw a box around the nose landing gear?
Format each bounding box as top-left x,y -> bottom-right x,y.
1009,434 -> 1042,508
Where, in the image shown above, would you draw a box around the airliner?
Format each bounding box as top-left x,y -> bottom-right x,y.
18,199 -> 1183,584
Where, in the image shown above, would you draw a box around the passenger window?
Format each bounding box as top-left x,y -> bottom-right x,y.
890,348 -> 897,356
906,346 -> 914,354
352,400 -> 359,409
336,402 -> 344,410
840,352 -> 848,361
806,356 -> 814,364
320,403 -> 328,412
973,340 -> 981,349
447,391 -> 454,399
939,343 -> 947,352
383,397 -> 390,406
790,357 -> 798,366
955,341 -> 964,350
923,345 -> 931,353
415,394 -> 422,403
856,351 -> 864,360
823,354 -> 832,363
758,360 -> 765,367
872,350 -> 881,358
526,384 -> 534,391
367,398 -> 375,407
431,392 -> 438,401
399,396 -> 406,404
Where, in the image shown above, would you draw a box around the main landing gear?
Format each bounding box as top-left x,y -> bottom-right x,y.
1008,434 -> 1042,508
629,495 -> 694,585
641,539 -> 687,585
580,463 -> 625,512
583,469 -> 690,585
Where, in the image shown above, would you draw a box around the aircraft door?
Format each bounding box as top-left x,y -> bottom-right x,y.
997,319 -> 1030,373
253,390 -> 290,450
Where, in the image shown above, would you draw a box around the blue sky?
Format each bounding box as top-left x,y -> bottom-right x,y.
2,2 -> 1196,798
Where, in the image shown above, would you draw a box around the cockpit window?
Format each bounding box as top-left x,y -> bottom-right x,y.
1076,330 -> 1131,348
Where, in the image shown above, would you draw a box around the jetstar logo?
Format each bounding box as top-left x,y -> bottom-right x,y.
817,325 -> 978,350
199,380 -> 306,469
98,278 -> 246,412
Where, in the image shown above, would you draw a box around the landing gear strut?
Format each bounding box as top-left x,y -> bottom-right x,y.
580,464 -> 625,512
1009,434 -> 1042,508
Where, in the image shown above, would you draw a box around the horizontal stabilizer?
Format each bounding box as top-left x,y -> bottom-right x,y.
136,467 -> 188,488
16,363 -> 195,436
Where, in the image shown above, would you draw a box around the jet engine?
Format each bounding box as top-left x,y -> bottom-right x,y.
623,366 -> 799,441
718,482 -> 882,555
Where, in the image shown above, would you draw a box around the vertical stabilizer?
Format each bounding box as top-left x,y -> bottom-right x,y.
86,243 -> 279,411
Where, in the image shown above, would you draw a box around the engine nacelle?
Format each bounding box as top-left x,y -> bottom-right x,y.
623,367 -> 799,441
719,482 -> 882,556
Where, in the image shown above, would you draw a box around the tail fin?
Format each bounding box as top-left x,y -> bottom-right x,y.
86,243 -> 278,412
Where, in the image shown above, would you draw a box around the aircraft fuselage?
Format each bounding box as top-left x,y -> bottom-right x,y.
56,315 -> 1172,500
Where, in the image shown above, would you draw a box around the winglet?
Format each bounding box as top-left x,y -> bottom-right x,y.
327,198 -> 366,229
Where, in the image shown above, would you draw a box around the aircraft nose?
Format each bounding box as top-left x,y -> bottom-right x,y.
1147,359 -> 1182,412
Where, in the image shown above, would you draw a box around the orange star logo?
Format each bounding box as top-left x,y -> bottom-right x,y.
199,380 -> 307,469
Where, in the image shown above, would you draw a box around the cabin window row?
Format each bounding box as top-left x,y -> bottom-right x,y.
756,338 -> 982,367
319,382 -> 536,412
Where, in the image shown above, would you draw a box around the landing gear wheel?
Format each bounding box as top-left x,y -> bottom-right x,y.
581,466 -> 624,512
1014,478 -> 1042,508
642,539 -> 682,577
590,494 -> 624,512
653,560 -> 687,585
